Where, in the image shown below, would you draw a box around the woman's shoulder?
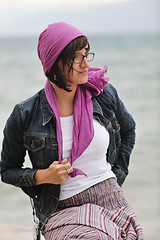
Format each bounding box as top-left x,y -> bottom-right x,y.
8,89 -> 45,121
103,84 -> 118,99
95,84 -> 118,107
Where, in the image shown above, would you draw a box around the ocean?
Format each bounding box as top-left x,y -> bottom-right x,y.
0,35 -> 160,239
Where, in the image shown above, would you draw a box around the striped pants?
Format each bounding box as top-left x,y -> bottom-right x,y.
42,178 -> 144,240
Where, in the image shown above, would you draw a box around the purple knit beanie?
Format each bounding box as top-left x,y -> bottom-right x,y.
37,22 -> 85,75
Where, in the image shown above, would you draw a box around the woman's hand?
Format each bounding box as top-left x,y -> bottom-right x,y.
34,159 -> 73,185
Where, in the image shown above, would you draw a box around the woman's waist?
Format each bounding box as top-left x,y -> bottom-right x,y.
58,177 -> 127,211
59,170 -> 115,200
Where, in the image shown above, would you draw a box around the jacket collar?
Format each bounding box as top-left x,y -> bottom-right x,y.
92,97 -> 104,116
40,89 -> 55,126
40,89 -> 103,126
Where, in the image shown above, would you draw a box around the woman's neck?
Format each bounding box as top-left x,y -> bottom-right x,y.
51,82 -> 77,117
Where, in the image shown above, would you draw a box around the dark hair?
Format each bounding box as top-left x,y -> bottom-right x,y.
46,36 -> 90,92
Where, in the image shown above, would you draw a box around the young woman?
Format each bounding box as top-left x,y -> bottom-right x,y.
1,22 -> 144,239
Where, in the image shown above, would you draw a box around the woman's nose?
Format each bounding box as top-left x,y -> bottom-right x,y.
80,57 -> 90,67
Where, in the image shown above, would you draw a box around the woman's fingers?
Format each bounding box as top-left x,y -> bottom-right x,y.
34,159 -> 73,185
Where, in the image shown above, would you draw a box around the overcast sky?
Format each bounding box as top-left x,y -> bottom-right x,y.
0,0 -> 159,37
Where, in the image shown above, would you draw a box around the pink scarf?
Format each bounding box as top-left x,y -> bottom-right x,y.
44,66 -> 109,177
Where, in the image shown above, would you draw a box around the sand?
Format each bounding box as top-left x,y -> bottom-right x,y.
0,224 -> 45,240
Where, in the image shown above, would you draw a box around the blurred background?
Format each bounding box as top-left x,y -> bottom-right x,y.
0,0 -> 160,239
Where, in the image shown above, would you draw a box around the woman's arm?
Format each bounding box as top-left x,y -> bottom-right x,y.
110,85 -> 136,185
1,104 -> 37,187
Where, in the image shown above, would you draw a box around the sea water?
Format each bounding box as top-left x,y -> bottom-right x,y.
0,35 -> 160,239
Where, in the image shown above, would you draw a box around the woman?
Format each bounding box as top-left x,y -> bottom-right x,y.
1,22 -> 143,239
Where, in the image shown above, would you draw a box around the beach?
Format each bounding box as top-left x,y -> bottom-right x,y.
0,35 -> 159,239
0,224 -> 45,240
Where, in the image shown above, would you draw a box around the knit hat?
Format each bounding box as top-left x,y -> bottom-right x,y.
37,22 -> 85,75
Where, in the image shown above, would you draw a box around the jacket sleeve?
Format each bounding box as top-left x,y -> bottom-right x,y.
109,85 -> 136,186
0,104 -> 37,188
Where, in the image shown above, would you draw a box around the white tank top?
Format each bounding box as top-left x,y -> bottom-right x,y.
59,115 -> 116,200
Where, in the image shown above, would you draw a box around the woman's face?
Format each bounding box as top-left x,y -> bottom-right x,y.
65,45 -> 90,88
